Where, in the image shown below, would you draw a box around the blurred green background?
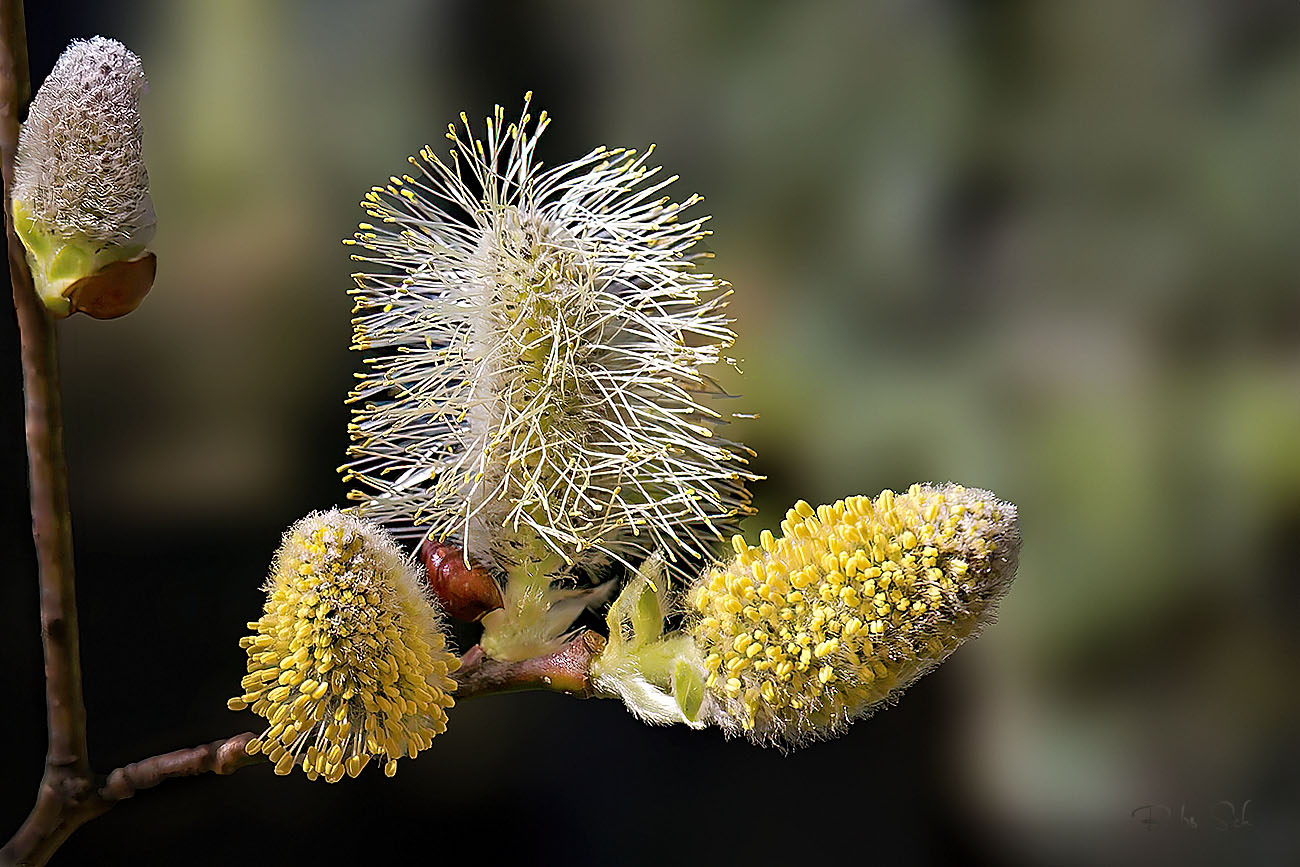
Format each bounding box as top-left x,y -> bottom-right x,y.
2,1 -> 1297,865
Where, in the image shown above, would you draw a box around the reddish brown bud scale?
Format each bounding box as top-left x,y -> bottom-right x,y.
419,539 -> 503,621
66,252 -> 157,319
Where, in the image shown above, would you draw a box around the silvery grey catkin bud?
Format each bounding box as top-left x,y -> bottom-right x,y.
13,36 -> 156,319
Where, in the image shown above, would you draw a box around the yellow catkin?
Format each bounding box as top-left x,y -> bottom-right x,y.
689,483 -> 1020,745
230,510 -> 459,781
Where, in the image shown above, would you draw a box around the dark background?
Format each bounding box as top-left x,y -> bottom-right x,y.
3,1 -> 1298,865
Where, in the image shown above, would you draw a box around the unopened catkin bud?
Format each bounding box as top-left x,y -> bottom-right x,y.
419,539 -> 503,622
688,483 -> 1020,746
229,510 -> 460,781
13,36 -> 156,318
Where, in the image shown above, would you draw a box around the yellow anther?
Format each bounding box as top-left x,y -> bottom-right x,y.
229,510 -> 459,782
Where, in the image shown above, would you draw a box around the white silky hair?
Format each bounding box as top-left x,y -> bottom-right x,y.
343,96 -> 757,578
15,36 -> 154,248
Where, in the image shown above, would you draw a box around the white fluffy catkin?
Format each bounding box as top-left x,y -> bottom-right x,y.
15,36 -> 154,248
343,96 -> 757,577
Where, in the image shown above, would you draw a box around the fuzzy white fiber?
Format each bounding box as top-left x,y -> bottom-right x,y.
343,96 -> 756,579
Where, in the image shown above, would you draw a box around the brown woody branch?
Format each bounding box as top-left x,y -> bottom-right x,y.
2,629 -> 608,865
1,0 -> 87,774
0,0 -> 95,864
453,629 -> 606,699
85,631 -> 606,804
0,734 -> 260,867
98,733 -> 263,802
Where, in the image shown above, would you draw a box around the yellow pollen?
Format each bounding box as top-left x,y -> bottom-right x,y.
688,484 -> 1019,745
230,510 -> 460,781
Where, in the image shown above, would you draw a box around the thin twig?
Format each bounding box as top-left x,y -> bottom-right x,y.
88,630 -> 609,802
0,1 -> 97,864
1,625 -> 609,864
0,733 -> 260,867
455,630 -> 607,699
0,0 -> 85,772
98,733 -> 263,802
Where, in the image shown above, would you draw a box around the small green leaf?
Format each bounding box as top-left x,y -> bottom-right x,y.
630,579 -> 664,646
672,659 -> 706,723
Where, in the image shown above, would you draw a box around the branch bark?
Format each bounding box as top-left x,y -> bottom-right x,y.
0,734 -> 260,867
1,0 -> 86,774
2,631 -> 609,865
97,733 -> 263,802
0,1 -> 96,864
455,629 -> 607,699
